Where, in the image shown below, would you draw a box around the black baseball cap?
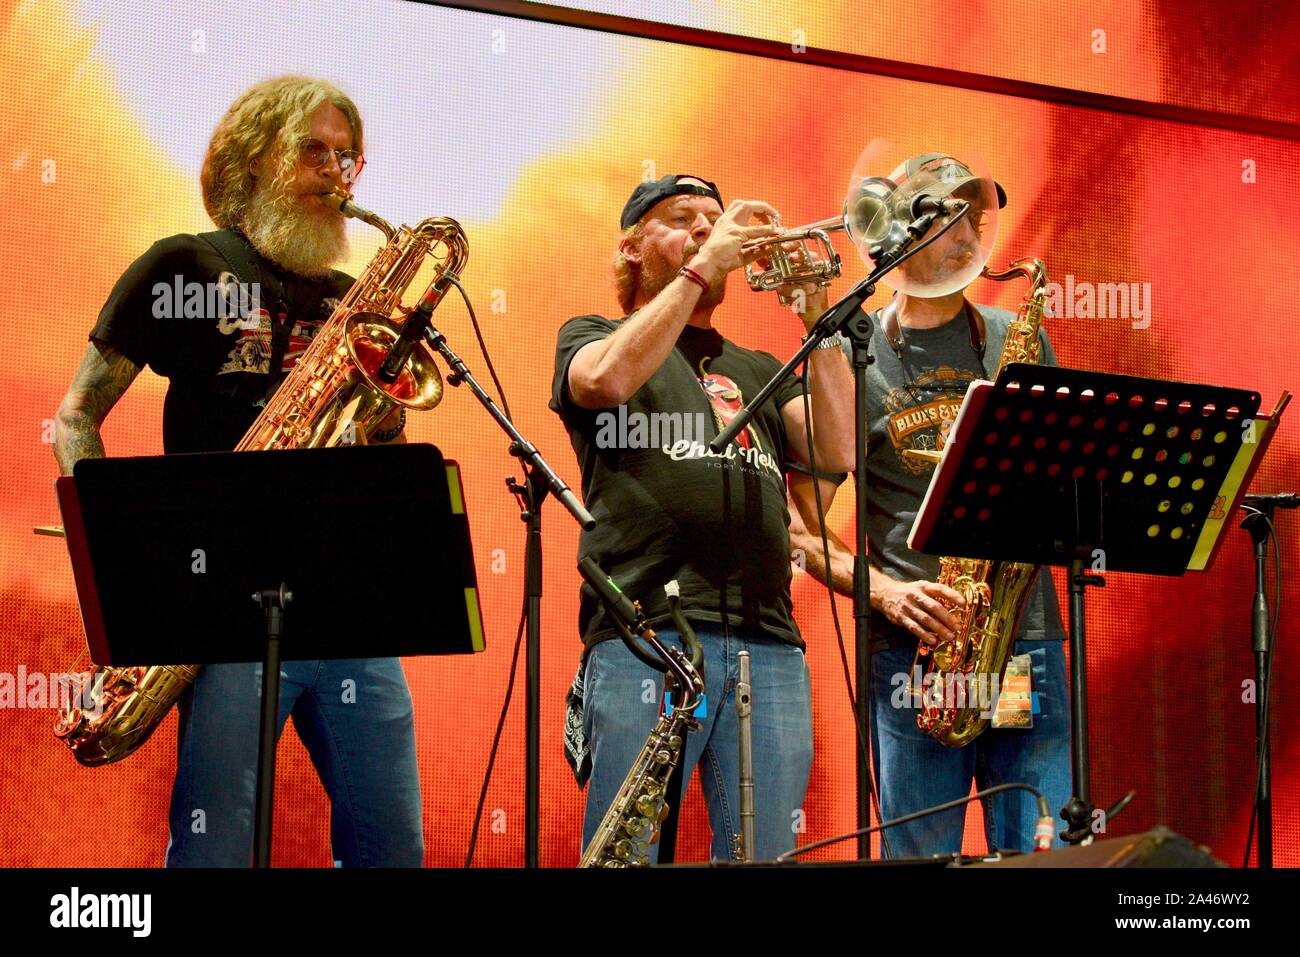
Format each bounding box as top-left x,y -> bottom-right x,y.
620,174 -> 724,229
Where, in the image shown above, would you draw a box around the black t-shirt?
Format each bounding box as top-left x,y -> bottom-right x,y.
90,233 -> 353,453
550,315 -> 806,650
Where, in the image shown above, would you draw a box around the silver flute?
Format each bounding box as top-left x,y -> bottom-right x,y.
735,650 -> 755,862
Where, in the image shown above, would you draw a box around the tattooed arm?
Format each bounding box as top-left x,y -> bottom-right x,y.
54,341 -> 142,475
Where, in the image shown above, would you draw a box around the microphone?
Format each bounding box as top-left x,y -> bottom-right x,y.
905,210 -> 941,241
1243,492 -> 1300,510
376,271 -> 455,384
578,556 -> 639,630
909,191 -> 964,219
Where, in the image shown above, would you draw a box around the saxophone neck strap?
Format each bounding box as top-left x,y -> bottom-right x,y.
198,229 -> 285,309
199,229 -> 292,391
880,297 -> 987,363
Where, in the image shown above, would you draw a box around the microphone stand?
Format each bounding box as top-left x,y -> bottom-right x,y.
421,321 -> 596,869
1238,494 -> 1295,868
708,207 -> 969,858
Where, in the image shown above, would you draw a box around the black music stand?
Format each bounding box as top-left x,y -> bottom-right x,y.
56,443 -> 485,868
910,363 -> 1262,844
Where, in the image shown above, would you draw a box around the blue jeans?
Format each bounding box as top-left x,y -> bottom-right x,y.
581,625 -> 813,862
869,639 -> 1072,857
165,657 -> 423,867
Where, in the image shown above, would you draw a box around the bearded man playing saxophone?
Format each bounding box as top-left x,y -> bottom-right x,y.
53,76 -> 422,867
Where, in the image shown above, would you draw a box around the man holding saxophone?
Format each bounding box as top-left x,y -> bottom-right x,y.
551,174 -> 855,861
788,155 -> 1072,856
53,76 -> 423,866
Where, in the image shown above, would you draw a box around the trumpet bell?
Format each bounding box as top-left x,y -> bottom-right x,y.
747,141 -> 1004,302
845,140 -> 1003,298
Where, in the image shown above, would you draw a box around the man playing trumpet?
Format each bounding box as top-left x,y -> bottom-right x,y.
551,174 -> 855,861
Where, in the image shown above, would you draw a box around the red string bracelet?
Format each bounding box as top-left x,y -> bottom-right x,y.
678,265 -> 710,292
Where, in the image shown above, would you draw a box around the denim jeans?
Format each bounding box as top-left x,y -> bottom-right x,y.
165,657 -> 424,867
581,625 -> 813,862
868,639 -> 1072,857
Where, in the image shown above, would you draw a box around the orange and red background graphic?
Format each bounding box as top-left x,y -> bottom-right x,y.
1,0 -> 1297,866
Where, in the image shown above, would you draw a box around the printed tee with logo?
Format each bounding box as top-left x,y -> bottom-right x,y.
90,233 -> 352,453
551,315 -> 806,650
840,302 -> 1067,652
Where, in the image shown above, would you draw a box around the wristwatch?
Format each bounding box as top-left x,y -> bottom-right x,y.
804,331 -> 848,351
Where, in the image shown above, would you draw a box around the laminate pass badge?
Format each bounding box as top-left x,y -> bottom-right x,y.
991,653 -> 1033,729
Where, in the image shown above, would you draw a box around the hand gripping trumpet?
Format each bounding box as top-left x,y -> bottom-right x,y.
51,191 -> 468,765
741,182 -> 911,301
743,216 -> 845,300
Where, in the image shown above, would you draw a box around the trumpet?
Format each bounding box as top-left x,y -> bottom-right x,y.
743,187 -> 892,299
742,217 -> 845,297
742,174 -> 966,299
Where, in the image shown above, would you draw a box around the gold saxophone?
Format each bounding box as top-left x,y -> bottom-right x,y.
580,584 -> 705,868
909,258 -> 1050,747
53,193 -> 467,766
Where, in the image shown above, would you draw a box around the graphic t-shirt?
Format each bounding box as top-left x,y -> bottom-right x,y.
842,302 -> 1068,652
90,233 -> 353,453
551,315 -> 806,650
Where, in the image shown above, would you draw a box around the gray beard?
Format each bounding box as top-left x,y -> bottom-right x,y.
241,182 -> 348,278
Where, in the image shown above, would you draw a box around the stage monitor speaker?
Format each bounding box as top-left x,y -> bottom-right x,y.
968,827 -> 1224,867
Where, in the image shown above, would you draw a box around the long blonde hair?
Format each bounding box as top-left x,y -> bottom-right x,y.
612,223 -> 644,315
201,76 -> 363,230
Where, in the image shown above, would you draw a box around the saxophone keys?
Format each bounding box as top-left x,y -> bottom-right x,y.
613,838 -> 649,863
635,794 -> 670,824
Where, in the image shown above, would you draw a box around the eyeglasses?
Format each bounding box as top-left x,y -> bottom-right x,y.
298,137 -> 364,184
